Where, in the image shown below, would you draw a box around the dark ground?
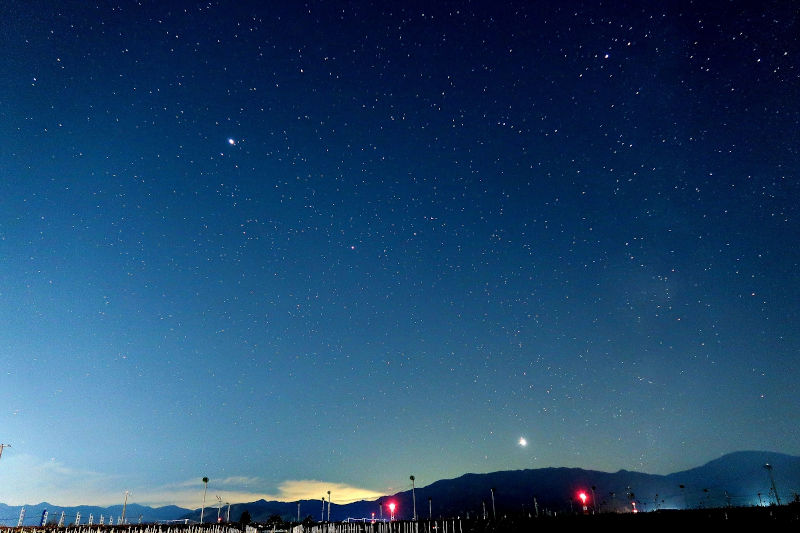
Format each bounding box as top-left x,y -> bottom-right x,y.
290,504 -> 800,532
433,505 -> 800,532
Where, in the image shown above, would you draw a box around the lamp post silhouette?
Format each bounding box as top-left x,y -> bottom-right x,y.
410,476 -> 417,521
490,488 -> 496,520
200,477 -> 209,524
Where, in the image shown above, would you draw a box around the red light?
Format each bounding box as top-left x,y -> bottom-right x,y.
578,492 -> 587,504
388,503 -> 396,512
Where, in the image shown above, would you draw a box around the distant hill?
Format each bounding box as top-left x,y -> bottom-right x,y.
302,451 -> 797,521
3,451 -> 798,526
0,502 -> 190,527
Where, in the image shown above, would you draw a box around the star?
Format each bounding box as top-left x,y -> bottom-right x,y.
519,437 -> 528,447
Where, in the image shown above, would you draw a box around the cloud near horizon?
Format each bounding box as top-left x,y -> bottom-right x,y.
0,454 -> 384,508
133,479 -> 385,509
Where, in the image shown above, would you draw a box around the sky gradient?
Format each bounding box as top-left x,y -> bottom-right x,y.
1,0 -> 798,508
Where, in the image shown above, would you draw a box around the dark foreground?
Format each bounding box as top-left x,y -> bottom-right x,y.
296,505 -> 800,532
478,505 -> 800,531
3,506 -> 799,533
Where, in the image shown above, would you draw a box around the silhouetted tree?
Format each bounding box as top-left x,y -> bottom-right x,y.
239,510 -> 252,526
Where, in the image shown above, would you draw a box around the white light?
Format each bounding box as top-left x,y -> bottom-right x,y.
518,437 -> 527,447
227,138 -> 236,145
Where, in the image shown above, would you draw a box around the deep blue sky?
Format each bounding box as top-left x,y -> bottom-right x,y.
1,0 -> 798,508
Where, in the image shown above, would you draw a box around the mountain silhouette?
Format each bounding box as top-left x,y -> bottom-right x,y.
180,450 -> 800,522
2,451 -> 797,526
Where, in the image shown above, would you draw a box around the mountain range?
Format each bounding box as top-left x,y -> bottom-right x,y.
2,451 -> 798,526
0,502 -> 188,528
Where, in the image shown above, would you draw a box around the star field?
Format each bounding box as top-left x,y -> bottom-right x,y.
0,0 -> 798,507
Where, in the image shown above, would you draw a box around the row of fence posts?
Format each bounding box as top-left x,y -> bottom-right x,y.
12,507 -> 149,528
292,520 -> 463,533
10,526 -> 243,533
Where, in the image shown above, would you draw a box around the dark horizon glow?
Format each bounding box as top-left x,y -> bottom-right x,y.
1,0 -> 798,508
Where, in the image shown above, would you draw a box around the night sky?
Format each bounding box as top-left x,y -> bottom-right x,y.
1,0 -> 798,508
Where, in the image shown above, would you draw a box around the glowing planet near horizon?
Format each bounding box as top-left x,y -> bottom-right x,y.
519,437 -> 527,447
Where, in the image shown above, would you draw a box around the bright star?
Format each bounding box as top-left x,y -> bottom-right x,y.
227,138 -> 236,146
518,437 -> 527,447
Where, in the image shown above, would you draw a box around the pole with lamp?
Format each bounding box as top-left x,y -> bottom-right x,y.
410,475 -> 417,521
200,477 -> 209,524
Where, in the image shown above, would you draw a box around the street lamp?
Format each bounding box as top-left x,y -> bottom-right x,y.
327,490 -> 331,522
388,502 -> 396,521
201,477 -> 209,524
410,475 -> 417,521
490,488 -> 496,520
